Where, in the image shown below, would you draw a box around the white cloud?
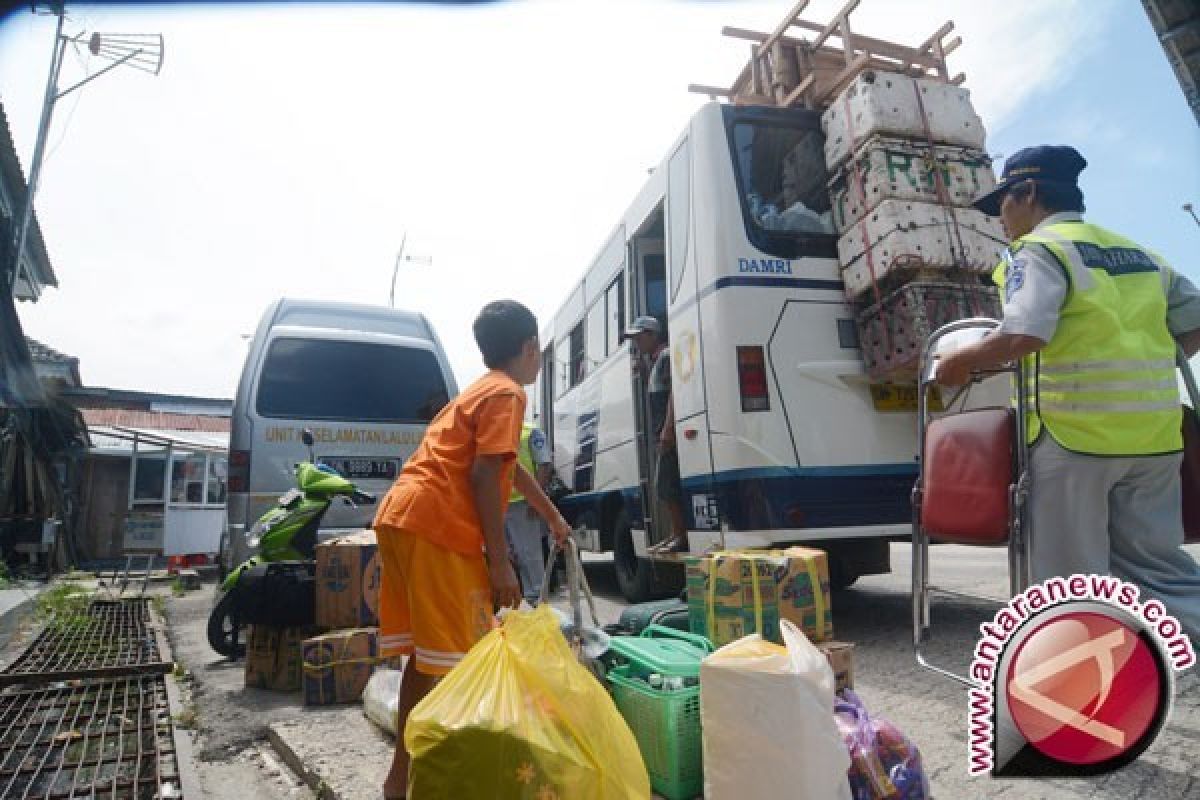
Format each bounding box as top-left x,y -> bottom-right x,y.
0,0 -> 1116,397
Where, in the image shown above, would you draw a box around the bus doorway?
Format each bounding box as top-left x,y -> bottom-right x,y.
628,208 -> 670,552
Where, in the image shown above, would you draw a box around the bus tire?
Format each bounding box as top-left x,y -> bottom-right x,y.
829,556 -> 860,592
613,508 -> 676,603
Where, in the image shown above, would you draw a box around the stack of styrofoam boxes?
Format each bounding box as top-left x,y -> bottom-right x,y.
821,70 -> 1006,381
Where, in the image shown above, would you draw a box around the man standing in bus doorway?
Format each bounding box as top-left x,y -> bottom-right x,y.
505,422 -> 554,605
934,145 -> 1200,645
627,316 -> 688,553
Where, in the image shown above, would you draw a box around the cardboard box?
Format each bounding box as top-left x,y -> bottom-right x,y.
303,628 -> 390,706
686,547 -> 833,648
819,640 -> 855,693
316,530 -> 381,629
245,625 -> 321,691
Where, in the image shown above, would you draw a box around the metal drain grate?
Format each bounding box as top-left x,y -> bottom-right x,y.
0,675 -> 181,799
0,599 -> 172,687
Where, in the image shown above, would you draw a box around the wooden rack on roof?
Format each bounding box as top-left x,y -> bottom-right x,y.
688,0 -> 965,110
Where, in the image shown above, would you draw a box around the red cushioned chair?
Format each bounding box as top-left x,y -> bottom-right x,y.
912,319 -> 1032,685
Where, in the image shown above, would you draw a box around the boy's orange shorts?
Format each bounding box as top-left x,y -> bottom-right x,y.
375,524 -> 493,676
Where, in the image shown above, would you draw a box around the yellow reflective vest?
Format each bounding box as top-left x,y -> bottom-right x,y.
510,424 -> 539,503
992,220 -> 1181,455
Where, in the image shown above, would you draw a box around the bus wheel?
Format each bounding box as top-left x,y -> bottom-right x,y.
613,508 -> 677,603
829,556 -> 860,592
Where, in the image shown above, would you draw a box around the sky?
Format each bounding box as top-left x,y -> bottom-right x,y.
0,0 -> 1197,399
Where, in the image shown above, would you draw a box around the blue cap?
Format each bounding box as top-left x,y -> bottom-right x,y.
972,145 -> 1087,216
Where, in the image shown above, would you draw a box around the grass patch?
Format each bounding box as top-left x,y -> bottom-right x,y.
0,561 -> 10,589
173,703 -> 199,730
170,578 -> 186,597
35,582 -> 92,627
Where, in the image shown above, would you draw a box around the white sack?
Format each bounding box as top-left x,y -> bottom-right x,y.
700,620 -> 851,800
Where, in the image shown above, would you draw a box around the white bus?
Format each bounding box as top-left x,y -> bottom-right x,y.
534,102 -> 919,602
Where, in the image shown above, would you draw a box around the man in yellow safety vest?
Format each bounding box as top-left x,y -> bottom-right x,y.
505,422 -> 554,605
936,145 -> 1200,643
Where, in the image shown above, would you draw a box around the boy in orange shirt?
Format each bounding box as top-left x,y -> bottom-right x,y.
373,299 -> 570,799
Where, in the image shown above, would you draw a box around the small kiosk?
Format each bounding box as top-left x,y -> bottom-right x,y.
89,425 -> 229,558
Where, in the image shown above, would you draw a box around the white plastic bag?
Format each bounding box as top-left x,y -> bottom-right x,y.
362,668 -> 402,736
701,619 -> 852,800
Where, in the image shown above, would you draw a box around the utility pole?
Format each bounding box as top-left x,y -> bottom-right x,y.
6,4 -> 163,299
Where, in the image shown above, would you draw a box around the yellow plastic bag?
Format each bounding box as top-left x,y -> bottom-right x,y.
405,605 -> 651,799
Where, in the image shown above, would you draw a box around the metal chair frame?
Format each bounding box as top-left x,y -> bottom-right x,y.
912,317 -> 1033,685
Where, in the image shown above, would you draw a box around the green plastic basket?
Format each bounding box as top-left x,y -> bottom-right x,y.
606,627 -> 710,800
607,625 -> 711,678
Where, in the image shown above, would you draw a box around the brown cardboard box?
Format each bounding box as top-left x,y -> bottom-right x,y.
316,530 -> 381,629
302,628 -> 383,706
685,547 -> 833,648
818,640 -> 855,693
244,625 -> 321,691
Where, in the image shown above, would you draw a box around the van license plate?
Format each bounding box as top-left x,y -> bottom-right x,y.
869,384 -> 943,412
319,457 -> 399,481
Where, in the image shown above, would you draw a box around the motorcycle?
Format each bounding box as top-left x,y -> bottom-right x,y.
208,429 -> 375,658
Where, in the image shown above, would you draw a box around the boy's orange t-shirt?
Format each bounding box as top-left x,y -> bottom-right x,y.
373,370 -> 526,556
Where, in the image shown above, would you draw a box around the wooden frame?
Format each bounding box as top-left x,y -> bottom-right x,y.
688,0 -> 964,110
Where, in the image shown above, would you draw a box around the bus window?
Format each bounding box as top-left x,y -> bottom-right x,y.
729,116 -> 837,260
667,139 -> 690,300
605,273 -> 625,356
643,254 -> 666,321
585,300 -> 605,370
555,336 -> 572,398
569,322 -> 586,386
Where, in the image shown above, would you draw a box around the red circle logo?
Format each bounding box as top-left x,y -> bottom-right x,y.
1005,611 -> 1164,766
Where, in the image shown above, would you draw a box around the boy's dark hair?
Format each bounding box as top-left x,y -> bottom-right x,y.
1011,179 -> 1086,214
474,300 -> 538,369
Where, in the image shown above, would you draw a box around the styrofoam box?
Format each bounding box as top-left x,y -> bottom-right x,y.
856,281 -> 1001,381
829,136 -> 996,233
837,199 -> 1005,298
822,71 -> 987,168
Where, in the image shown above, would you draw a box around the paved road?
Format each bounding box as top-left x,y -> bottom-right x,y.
162,543 -> 1200,799
576,542 -> 1200,799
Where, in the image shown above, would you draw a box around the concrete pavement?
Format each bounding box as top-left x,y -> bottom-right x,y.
164,544 -> 1200,799
0,583 -> 44,650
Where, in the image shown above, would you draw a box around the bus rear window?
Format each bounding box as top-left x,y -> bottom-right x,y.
256,338 -> 449,423
729,120 -> 837,259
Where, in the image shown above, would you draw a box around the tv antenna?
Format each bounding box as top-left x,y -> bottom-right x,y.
389,232 -> 432,308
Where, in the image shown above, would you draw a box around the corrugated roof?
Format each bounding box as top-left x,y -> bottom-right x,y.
25,336 -> 77,367
87,425 -> 228,456
63,386 -> 232,416
1144,0 -> 1200,125
81,408 -> 231,433
0,102 -> 56,290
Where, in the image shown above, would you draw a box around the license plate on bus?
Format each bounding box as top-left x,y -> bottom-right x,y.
319,457 -> 400,481
869,384 -> 944,412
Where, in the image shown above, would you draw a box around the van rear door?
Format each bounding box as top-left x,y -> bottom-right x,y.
249,328 -> 450,530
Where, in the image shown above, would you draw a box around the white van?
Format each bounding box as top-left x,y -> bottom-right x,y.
220,298 -> 457,574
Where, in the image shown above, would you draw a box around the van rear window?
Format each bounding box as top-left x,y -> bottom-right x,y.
256,338 -> 449,423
